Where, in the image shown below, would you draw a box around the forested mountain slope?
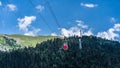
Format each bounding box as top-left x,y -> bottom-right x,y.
0,36 -> 120,68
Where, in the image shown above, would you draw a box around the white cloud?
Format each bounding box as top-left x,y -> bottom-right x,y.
83,29 -> 93,36
51,33 -> 57,36
0,1 -> 2,6
80,3 -> 98,8
24,28 -> 41,36
18,16 -> 36,32
61,26 -> 93,37
114,24 -> 120,31
61,27 -> 93,37
110,17 -> 116,23
97,32 -> 109,39
36,5 -> 44,12
61,27 -> 80,37
60,20 -> 93,37
76,20 -> 88,29
97,23 -> 120,40
7,4 -> 17,11
18,16 -> 40,36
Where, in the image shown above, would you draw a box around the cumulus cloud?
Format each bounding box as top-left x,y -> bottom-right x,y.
83,29 -> 93,36
51,33 -> 57,36
36,5 -> 44,12
0,1 -> 2,6
110,17 -> 116,23
80,3 -> 98,8
97,23 -> 120,40
7,4 -> 17,11
61,27 -> 80,37
61,27 -> 93,37
76,20 -> 88,29
60,20 -> 93,37
18,16 -> 36,32
18,16 -> 40,36
114,24 -> 120,31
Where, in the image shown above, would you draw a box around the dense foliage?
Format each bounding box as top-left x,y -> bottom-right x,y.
0,36 -> 120,68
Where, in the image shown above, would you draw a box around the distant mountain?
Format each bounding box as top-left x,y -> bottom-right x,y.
0,34 -> 58,51
0,36 -> 120,68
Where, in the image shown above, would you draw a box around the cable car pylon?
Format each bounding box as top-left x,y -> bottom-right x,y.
79,30 -> 82,49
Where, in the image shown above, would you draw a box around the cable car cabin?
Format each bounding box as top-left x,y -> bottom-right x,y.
62,43 -> 68,50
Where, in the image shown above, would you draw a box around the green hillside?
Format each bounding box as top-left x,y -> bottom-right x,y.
0,36 -> 120,68
6,34 -> 59,47
0,34 -> 59,51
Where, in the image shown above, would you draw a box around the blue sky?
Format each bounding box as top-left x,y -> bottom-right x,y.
0,0 -> 120,41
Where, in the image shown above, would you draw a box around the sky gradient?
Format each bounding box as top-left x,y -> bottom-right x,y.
0,0 -> 120,41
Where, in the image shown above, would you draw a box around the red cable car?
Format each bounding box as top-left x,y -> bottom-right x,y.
62,43 -> 68,50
